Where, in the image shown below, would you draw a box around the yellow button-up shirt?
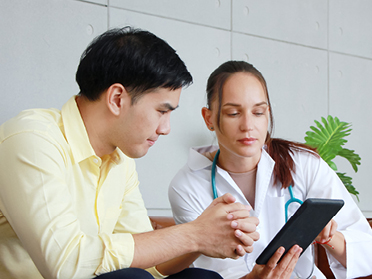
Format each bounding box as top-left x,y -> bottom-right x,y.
0,97 -> 164,279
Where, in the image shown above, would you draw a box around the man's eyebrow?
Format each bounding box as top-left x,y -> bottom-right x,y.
160,103 -> 179,111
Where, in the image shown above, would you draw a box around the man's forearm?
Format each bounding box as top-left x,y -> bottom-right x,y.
131,222 -> 199,270
130,194 -> 258,274
156,252 -> 201,275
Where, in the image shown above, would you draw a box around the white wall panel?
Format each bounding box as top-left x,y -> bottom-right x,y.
75,0 -> 107,5
110,8 -> 231,209
110,0 -> 231,30
0,0 -> 107,124
1,0 -> 371,216
329,0 -> 372,59
233,0 -> 327,49
329,53 -> 372,217
232,33 -> 328,143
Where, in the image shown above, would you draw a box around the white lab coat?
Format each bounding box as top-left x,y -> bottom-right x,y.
169,145 -> 372,279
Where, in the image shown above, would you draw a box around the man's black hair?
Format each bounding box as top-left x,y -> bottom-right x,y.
76,26 -> 193,103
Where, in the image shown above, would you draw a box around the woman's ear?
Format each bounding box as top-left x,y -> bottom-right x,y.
106,83 -> 130,116
201,107 -> 215,131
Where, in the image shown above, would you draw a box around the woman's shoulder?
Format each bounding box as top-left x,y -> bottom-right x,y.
288,145 -> 335,183
186,145 -> 218,170
169,146 -> 216,191
266,138 -> 318,161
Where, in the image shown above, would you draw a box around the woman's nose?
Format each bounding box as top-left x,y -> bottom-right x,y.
240,114 -> 253,131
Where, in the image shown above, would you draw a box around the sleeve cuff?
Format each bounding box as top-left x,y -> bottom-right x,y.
146,266 -> 168,279
95,233 -> 135,275
328,230 -> 372,279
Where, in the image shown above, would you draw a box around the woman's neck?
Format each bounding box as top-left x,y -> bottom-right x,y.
215,149 -> 260,173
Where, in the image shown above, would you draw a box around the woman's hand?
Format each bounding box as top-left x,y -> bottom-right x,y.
244,245 -> 302,279
314,219 -> 346,267
315,219 -> 337,244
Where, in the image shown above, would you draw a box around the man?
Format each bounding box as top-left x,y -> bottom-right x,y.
0,27 -> 259,279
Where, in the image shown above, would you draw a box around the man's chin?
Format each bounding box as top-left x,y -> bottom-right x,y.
122,146 -> 149,159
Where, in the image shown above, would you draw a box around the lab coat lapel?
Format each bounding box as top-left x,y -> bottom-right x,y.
188,146 -> 218,171
254,149 -> 275,216
217,166 -> 247,202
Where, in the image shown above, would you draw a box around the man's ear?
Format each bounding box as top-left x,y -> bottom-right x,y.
106,83 -> 130,116
201,107 -> 214,131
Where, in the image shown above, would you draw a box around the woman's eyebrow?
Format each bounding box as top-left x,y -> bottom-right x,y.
222,103 -> 241,107
254,102 -> 268,107
222,101 -> 268,107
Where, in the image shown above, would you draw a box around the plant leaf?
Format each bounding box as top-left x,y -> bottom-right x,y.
304,116 -> 350,165
328,161 -> 338,171
338,148 -> 361,172
304,116 -> 361,199
337,172 -> 359,201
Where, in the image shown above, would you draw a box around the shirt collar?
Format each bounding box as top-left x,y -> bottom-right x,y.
109,148 -> 126,165
188,145 -> 218,171
61,96 -> 125,166
61,96 -> 96,165
187,145 -> 275,171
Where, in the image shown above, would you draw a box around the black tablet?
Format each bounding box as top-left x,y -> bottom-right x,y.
255,198 -> 344,265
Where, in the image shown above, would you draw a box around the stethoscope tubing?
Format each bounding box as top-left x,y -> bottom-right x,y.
211,149 -> 220,200
210,148 -> 313,278
211,149 -> 303,220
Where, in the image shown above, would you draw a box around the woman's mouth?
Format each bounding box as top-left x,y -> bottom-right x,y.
238,138 -> 256,145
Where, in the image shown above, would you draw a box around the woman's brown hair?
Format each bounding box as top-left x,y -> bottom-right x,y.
206,61 -> 317,188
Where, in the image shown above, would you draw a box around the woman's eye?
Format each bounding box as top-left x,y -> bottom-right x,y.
253,110 -> 266,116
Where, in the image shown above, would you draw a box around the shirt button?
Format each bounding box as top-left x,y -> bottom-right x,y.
93,158 -> 99,164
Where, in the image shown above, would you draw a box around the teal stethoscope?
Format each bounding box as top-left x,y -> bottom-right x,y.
211,149 -> 303,221
211,149 -> 315,278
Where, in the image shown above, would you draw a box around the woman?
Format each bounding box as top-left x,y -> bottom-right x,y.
168,61 -> 372,279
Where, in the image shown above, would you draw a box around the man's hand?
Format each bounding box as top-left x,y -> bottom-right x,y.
190,193 -> 259,259
132,193 -> 258,274
228,206 -> 260,256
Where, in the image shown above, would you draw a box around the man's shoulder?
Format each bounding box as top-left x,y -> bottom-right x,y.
0,107 -> 63,142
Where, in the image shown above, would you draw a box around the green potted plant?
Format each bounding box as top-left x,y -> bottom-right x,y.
304,115 -> 361,200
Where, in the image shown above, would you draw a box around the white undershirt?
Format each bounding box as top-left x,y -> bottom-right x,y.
229,169 -> 257,209
203,151 -> 257,209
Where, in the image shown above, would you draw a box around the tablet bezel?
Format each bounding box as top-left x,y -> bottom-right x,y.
255,198 -> 344,265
